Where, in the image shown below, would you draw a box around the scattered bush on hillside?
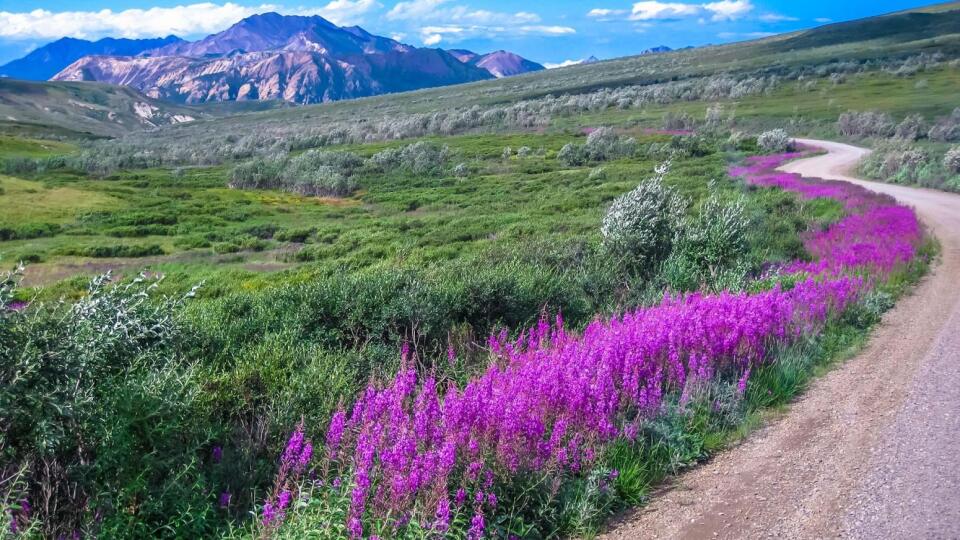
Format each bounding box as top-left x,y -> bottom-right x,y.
894,114 -> 928,141
704,103 -> 733,130
664,185 -> 749,291
369,141 -> 451,175
601,162 -> 686,271
837,110 -> 896,138
944,146 -> 960,173
663,111 -> 696,131
757,129 -> 793,153
559,128 -> 638,166
929,108 -> 960,142
229,149 -> 361,197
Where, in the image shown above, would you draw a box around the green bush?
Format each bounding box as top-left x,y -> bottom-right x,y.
59,244 -> 165,258
600,163 -> 687,273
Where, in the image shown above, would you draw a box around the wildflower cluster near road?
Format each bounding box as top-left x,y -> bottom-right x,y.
259,147 -> 926,538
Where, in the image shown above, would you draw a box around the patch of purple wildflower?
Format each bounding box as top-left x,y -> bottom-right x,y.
261,146 -> 924,537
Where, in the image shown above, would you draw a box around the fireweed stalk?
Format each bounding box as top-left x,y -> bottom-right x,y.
259,149 -> 924,537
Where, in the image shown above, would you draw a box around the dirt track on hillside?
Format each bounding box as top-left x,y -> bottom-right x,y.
600,139 -> 960,539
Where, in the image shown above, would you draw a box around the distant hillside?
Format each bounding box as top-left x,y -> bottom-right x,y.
0,79 -> 202,138
0,36 -> 182,81
51,13 -> 508,104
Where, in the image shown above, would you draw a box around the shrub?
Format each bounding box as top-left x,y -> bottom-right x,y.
517,146 -> 532,158
452,163 -> 469,178
665,187 -> 750,291
275,227 -> 316,243
663,111 -> 695,131
0,223 -> 61,241
557,142 -> 587,166
59,244 -> 165,258
945,146 -> 960,173
588,167 -> 607,181
929,108 -> 960,142
585,127 -> 638,161
600,162 -> 686,272
229,149 -> 362,197
894,114 -> 927,141
1,271 -> 207,537
370,141 -> 451,175
837,110 -> 896,138
757,129 -> 793,153
704,103 -> 732,129
559,128 -> 637,166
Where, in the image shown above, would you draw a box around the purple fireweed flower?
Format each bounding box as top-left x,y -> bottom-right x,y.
212,446 -> 222,464
468,512 -> 486,540
7,300 -> 27,312
277,490 -> 292,511
219,491 -> 231,509
455,488 -> 467,507
434,497 -> 451,532
298,441 -> 313,470
283,428 -> 305,465
262,502 -> 277,526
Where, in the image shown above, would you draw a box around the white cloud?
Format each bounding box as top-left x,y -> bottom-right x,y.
389,1 -> 569,45
814,17 -> 833,23
521,25 -> 576,35
387,0 -> 449,20
620,0 -> 752,22
587,8 -> 628,18
759,13 -> 798,22
630,2 -> 700,20
415,22 -> 573,45
544,58 -> 586,69
0,1 -> 379,40
702,0 -> 753,21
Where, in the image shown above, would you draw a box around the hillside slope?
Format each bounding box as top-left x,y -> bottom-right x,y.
0,79 -> 202,138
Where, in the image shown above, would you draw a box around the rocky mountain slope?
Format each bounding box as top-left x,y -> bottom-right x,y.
0,36 -> 182,81
50,13 -> 531,104
447,49 -> 545,77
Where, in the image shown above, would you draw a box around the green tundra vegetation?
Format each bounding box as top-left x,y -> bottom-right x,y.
0,3 -> 956,538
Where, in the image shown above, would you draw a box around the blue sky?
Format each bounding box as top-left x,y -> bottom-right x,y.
0,0 -> 938,66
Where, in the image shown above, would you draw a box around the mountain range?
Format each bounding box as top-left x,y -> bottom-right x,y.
0,36 -> 183,81
1,13 -> 544,105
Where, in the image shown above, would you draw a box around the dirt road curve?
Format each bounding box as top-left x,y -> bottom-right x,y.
600,139 -> 960,539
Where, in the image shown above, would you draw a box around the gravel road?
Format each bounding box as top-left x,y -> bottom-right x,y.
600,139 -> 960,539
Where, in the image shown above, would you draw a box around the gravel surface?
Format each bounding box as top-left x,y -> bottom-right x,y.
599,139 -> 960,539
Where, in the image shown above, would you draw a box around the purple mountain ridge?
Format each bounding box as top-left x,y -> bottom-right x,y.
0,36 -> 183,81
49,13 -> 542,104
